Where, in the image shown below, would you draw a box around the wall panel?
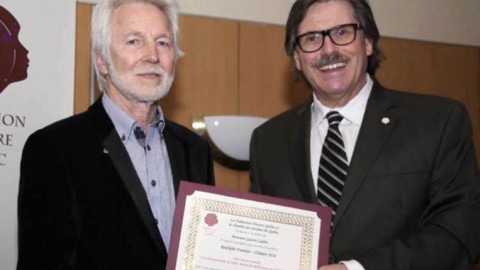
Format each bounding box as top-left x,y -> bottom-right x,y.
74,2 -> 92,114
377,38 -> 480,159
159,16 -> 241,190
237,22 -> 311,190
238,22 -> 310,118
161,16 -> 238,124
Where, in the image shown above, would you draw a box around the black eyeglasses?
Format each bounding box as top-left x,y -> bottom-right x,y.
295,23 -> 363,53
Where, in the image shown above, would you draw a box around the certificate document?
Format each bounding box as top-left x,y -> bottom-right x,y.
166,182 -> 331,270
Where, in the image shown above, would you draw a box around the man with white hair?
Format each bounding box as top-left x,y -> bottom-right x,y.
17,0 -> 214,269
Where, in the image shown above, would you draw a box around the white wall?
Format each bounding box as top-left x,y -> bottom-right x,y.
79,0 -> 480,47
371,0 -> 480,47
1,1 -> 76,270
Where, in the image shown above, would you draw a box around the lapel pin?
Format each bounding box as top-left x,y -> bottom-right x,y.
381,117 -> 390,124
103,148 -> 109,154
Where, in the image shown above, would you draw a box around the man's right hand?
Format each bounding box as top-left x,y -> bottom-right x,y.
318,264 -> 348,270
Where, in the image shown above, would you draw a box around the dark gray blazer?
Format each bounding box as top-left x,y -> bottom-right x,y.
17,97 -> 215,270
250,82 -> 480,269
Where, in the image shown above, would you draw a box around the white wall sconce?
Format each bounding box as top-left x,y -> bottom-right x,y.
192,115 -> 267,170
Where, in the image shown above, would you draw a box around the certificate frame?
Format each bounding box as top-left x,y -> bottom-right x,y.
167,181 -> 331,269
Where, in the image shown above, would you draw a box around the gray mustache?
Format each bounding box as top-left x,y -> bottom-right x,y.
134,65 -> 166,75
313,53 -> 350,69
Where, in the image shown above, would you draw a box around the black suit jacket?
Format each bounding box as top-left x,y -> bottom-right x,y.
17,98 -> 215,270
250,82 -> 480,269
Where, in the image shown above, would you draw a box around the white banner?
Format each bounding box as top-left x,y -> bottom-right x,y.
0,0 -> 76,269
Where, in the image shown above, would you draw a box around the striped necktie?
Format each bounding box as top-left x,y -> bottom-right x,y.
317,111 -> 348,220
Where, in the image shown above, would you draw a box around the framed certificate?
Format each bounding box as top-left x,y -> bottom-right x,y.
167,182 -> 331,270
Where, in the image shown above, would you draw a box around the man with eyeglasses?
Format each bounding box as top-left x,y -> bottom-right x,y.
249,0 -> 480,269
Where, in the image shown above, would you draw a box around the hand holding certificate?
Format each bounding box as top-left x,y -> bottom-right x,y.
167,182 -> 331,270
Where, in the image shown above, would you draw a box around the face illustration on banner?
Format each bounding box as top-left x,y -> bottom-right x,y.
0,5 -> 29,94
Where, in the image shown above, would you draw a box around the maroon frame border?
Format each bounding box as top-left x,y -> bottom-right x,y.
166,181 -> 331,269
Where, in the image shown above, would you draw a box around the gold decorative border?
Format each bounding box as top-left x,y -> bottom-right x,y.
181,197 -> 316,270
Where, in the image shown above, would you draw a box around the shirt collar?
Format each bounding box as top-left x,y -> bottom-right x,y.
311,74 -> 373,130
102,94 -> 166,141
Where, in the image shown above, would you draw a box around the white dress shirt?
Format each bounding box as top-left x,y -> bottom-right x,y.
310,74 -> 373,270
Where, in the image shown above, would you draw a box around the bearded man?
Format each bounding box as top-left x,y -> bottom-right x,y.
17,1 -> 214,269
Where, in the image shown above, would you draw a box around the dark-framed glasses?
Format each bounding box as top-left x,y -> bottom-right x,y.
295,23 -> 363,53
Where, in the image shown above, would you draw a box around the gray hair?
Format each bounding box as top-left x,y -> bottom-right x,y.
91,0 -> 183,92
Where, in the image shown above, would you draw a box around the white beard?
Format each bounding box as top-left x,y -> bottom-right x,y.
108,62 -> 174,103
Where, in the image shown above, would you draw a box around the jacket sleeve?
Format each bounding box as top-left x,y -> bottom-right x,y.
17,130 -> 79,270
249,128 -> 261,194
356,103 -> 480,269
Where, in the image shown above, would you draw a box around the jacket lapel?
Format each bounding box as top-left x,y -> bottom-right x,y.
163,124 -> 186,197
333,83 -> 397,229
88,98 -> 166,253
289,102 -> 318,203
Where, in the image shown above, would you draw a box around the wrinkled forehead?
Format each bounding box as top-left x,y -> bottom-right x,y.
111,2 -> 172,31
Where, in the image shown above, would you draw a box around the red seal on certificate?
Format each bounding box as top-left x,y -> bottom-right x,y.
204,213 -> 218,227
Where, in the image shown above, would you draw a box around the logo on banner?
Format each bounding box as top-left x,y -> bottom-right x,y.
0,5 -> 29,95
0,5 -> 28,167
